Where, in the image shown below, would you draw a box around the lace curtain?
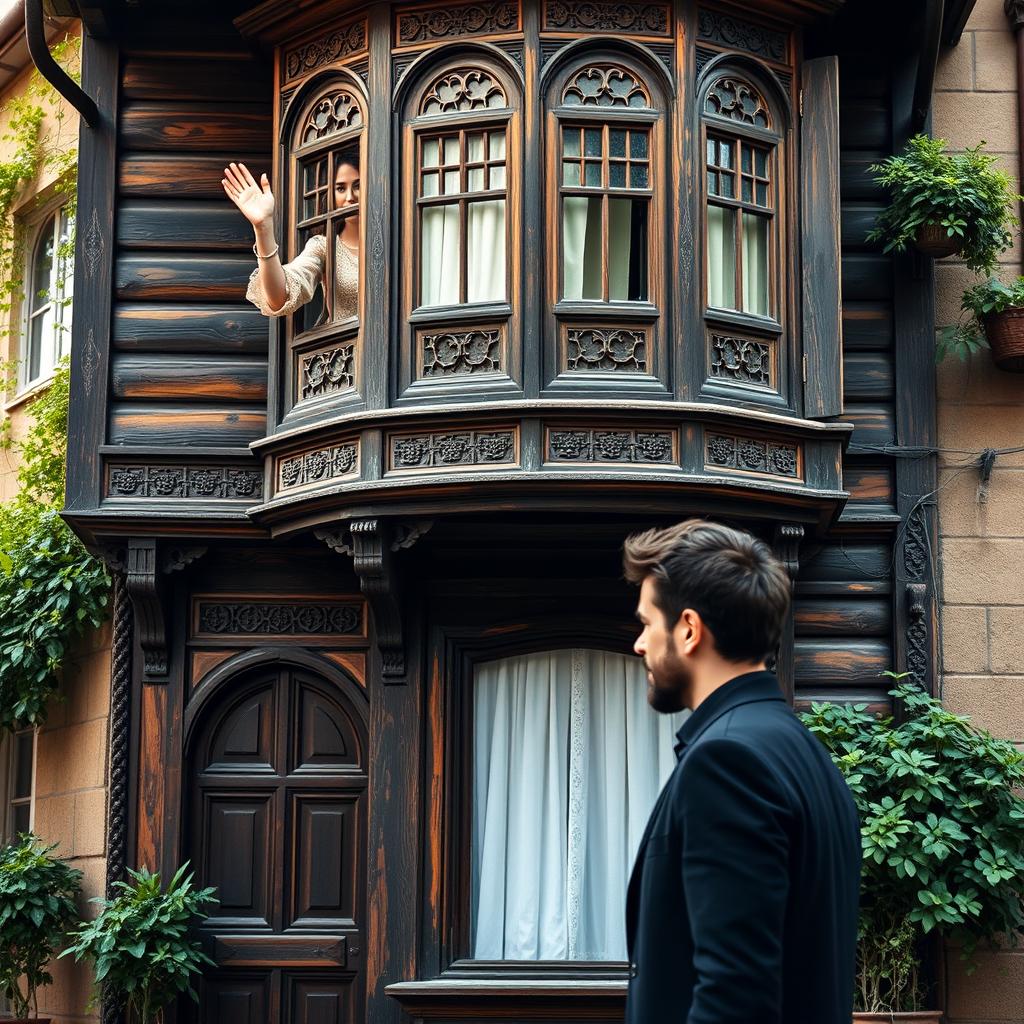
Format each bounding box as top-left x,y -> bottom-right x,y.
471,648 -> 686,960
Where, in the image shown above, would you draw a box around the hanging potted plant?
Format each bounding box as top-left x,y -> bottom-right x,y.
61,864 -> 216,1024
939,276 -> 1024,371
867,135 -> 1019,271
801,680 -> 1024,1023
0,835 -> 82,1023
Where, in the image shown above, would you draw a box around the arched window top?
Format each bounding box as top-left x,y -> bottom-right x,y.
704,75 -> 772,130
419,66 -> 508,116
561,63 -> 651,109
295,86 -> 364,148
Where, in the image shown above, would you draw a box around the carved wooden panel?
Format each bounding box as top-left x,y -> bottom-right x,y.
206,687 -> 275,772
545,426 -> 676,464
420,326 -> 502,377
300,90 -> 363,146
543,0 -> 671,36
201,795 -> 273,925
284,18 -> 367,83
561,64 -> 650,108
565,327 -> 647,372
289,795 -> 361,926
289,977 -> 358,1024
300,343 -> 355,399
696,9 -> 788,64
192,599 -> 366,640
199,975 -> 271,1024
106,463 -> 263,501
396,1 -> 519,46
704,432 -> 800,479
389,428 -> 518,470
278,440 -> 359,493
296,683 -> 363,771
705,77 -> 771,129
419,68 -> 507,116
709,332 -> 773,388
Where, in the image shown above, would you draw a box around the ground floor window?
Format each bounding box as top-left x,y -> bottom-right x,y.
471,648 -> 684,960
2,728 -> 35,842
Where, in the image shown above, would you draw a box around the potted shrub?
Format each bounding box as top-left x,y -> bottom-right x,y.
61,864 -> 217,1024
939,276 -> 1024,371
867,135 -> 1019,271
800,680 -> 1024,1022
0,835 -> 82,1022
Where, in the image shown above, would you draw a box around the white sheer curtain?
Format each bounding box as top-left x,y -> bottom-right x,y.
707,204 -> 736,309
562,197 -> 602,300
472,648 -> 686,961
421,203 -> 460,307
742,211 -> 769,316
467,199 -> 506,303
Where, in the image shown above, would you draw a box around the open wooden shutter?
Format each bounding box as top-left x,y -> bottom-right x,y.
801,55 -> 843,419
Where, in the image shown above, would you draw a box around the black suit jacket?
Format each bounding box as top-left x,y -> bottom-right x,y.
624,671 -> 860,1024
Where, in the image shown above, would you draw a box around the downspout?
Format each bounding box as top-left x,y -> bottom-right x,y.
912,0 -> 946,132
25,0 -> 98,127
1008,2 -> 1024,226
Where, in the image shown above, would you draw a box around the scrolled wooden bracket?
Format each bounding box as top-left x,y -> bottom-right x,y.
773,523 -> 805,587
772,523 -> 804,704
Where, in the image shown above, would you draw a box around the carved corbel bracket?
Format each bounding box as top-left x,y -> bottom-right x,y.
773,523 -> 805,589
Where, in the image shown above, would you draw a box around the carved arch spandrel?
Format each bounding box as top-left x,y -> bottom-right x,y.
419,66 -> 509,115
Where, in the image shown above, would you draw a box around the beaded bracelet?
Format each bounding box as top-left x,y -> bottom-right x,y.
253,242 -> 279,260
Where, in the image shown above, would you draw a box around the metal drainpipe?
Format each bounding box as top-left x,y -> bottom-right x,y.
25,0 -> 98,127
1009,2 -> 1024,228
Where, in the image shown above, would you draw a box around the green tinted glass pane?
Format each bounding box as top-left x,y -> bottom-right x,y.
755,149 -> 768,177
631,165 -> 648,189
756,182 -> 769,206
630,132 -> 648,159
584,162 -> 601,187
563,161 -> 579,186
742,178 -> 753,203
707,170 -> 718,195
610,130 -> 626,158
706,138 -> 716,166
741,145 -> 752,174
719,141 -> 732,169
720,174 -> 733,198
584,128 -> 602,156
610,163 -> 626,188
564,129 -> 581,157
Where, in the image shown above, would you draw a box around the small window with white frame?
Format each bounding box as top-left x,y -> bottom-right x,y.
2,727 -> 35,842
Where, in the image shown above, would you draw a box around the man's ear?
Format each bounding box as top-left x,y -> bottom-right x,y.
674,608 -> 703,655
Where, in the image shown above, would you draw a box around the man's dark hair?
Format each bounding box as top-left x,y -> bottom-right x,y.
623,519 -> 790,662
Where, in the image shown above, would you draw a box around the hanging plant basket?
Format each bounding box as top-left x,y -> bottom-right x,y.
984,306 -> 1024,371
853,1014 -> 942,1024
913,222 -> 963,259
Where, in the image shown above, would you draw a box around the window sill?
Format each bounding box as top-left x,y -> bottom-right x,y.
3,374 -> 54,414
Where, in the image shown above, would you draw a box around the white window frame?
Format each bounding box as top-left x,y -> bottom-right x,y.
1,727 -> 36,843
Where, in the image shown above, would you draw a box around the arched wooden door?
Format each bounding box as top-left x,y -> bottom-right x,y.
186,664 -> 367,1023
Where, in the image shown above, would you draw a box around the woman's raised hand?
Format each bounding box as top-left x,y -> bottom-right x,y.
222,162 -> 275,227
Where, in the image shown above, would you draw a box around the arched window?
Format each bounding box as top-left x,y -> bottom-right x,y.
701,72 -> 781,321
23,205 -> 73,388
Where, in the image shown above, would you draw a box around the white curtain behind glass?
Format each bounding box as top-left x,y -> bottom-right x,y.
420,204 -> 460,307
742,212 -> 769,316
472,648 -> 687,961
467,199 -> 506,303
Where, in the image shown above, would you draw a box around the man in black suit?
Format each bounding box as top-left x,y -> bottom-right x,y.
622,520 -> 861,1024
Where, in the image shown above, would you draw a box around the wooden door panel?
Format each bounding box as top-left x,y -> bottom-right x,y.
295,682 -> 362,773
288,975 -> 357,1024
206,685 -> 276,773
199,973 -> 271,1024
289,794 -> 361,927
201,793 -> 273,926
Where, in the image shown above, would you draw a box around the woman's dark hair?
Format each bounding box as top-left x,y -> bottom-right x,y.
336,146 -> 359,172
623,519 -> 790,662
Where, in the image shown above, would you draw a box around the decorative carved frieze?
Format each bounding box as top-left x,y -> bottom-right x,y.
546,427 -> 674,464
420,69 -> 507,115
279,441 -> 359,492
567,328 -> 647,372
302,344 -> 355,399
710,333 -> 771,387
194,599 -> 364,639
284,19 -> 367,82
397,1 -> 519,45
544,0 -> 671,36
705,432 -> 799,478
390,429 -> 516,470
422,329 -> 501,377
302,90 -> 363,145
705,77 -> 771,129
107,464 -> 263,501
696,9 -> 788,63
562,65 -> 650,108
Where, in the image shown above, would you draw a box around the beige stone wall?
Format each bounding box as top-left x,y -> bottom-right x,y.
934,1 -> 1024,1021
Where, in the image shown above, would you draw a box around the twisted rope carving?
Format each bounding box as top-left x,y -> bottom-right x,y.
102,572 -> 132,1024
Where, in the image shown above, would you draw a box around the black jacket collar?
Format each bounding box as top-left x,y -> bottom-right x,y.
673,670 -> 785,759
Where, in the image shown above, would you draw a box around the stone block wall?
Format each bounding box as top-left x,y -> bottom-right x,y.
934,1 -> 1024,1020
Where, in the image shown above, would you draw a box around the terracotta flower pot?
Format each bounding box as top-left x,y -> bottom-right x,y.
983,306 -> 1024,371
853,1013 -> 943,1024
913,222 -> 962,259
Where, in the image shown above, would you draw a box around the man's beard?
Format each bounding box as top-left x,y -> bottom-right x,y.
645,638 -> 691,714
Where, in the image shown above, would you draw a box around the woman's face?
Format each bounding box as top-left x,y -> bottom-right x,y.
334,161 -> 360,209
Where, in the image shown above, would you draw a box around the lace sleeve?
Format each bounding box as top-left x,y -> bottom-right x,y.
245,234 -> 327,317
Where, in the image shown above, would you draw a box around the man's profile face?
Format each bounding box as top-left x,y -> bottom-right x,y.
633,576 -> 691,713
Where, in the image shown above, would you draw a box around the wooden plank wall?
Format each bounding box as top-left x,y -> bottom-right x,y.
110,18 -> 272,449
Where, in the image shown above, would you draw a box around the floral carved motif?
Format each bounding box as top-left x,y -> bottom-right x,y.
279,441 -> 358,491
705,77 -> 771,129
547,428 -> 674,464
696,10 -> 787,62
710,334 -> 771,387
397,2 -> 518,44
285,20 -> 367,82
422,329 -> 501,377
302,91 -> 363,145
705,433 -> 799,478
567,328 -> 647,372
390,429 -> 515,469
562,65 -> 650,108
420,68 -> 507,115
302,344 -> 355,399
195,600 -> 362,638
107,465 -> 263,500
544,1 -> 670,35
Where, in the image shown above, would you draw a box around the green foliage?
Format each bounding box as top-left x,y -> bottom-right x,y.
867,135 -> 1020,275
0,834 -> 82,1018
61,865 -> 218,1024
801,680 -> 1024,1013
938,275 -> 1024,362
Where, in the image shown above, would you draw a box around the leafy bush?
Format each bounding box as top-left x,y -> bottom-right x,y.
937,276 -> 1024,361
0,835 -> 82,1018
867,135 -> 1020,274
61,864 -> 217,1024
801,681 -> 1024,1013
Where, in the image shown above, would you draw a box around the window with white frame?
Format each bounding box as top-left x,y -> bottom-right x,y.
23,205 -> 74,388
2,728 -> 35,842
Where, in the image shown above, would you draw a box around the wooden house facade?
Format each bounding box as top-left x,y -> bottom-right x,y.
54,0 -> 967,1020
